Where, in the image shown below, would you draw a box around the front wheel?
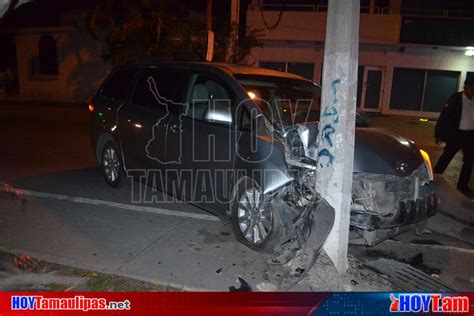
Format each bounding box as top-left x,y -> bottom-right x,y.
101,142 -> 122,188
231,179 -> 277,252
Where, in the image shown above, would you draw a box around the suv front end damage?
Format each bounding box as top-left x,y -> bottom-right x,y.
351,166 -> 439,231
350,169 -> 439,246
266,120 -> 440,252
245,118 -> 335,289
235,74 -> 439,286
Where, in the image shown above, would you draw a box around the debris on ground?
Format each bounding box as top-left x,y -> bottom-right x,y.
256,282 -> 278,292
294,252 -> 393,292
0,251 -> 177,291
0,182 -> 28,210
229,277 -> 252,292
12,253 -> 36,271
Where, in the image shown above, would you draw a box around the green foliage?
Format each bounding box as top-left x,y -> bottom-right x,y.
87,0 -> 262,65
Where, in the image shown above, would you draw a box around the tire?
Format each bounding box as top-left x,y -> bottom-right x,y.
100,141 -> 122,188
230,178 -> 280,252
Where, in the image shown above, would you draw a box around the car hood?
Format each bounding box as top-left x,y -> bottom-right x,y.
281,123 -> 423,177
353,128 -> 423,176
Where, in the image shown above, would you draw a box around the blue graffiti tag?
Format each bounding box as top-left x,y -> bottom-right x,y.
318,149 -> 335,166
318,79 -> 341,167
331,79 -> 341,104
322,106 -> 339,124
321,124 -> 335,147
322,79 -> 341,124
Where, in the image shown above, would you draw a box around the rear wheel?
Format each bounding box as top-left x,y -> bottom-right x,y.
101,142 -> 122,188
231,179 -> 276,252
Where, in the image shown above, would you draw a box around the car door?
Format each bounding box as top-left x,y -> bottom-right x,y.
118,67 -> 188,175
172,71 -> 237,213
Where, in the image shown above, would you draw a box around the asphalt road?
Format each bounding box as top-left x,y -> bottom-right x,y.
0,104 -> 472,291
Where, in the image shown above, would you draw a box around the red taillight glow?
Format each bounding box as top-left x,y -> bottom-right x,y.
88,103 -> 95,112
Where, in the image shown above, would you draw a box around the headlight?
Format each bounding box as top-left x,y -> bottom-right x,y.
419,149 -> 434,181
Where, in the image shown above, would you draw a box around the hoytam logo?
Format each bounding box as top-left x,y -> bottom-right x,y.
390,293 -> 469,313
11,295 -> 131,311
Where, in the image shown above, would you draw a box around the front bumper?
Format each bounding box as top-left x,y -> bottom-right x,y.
350,175 -> 440,231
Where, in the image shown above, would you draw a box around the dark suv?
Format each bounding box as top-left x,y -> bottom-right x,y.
90,61 -> 439,252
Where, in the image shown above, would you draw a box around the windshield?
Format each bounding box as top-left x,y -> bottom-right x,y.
235,74 -> 371,129
235,74 -> 321,130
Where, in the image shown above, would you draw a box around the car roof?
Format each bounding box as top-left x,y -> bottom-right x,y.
120,60 -> 308,81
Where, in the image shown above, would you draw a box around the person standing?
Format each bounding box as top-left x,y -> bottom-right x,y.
434,77 -> 474,196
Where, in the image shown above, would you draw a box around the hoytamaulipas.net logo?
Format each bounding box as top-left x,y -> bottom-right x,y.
11,295 -> 131,311
390,293 -> 469,313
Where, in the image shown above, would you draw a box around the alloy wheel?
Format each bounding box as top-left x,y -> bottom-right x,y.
102,146 -> 120,183
237,187 -> 273,245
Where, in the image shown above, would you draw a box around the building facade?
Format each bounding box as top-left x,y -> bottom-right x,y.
0,14 -> 110,103
246,0 -> 474,118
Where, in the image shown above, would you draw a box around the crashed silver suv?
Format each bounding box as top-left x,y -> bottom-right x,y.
90,62 -> 438,253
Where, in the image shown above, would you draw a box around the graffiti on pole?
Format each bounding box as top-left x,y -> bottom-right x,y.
318,79 -> 341,167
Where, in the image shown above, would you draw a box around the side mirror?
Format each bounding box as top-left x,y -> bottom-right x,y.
203,104 -> 233,125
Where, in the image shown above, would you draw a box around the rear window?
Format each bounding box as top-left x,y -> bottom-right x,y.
101,69 -> 137,101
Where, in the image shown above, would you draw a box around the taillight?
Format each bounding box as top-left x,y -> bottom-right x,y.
88,103 -> 95,112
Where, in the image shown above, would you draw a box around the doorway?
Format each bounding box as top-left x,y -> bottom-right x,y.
360,66 -> 385,112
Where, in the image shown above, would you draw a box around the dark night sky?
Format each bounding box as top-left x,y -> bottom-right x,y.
0,0 -> 245,28
1,0 -> 97,27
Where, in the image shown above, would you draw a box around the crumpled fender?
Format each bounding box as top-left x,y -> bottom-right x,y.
265,196 -> 335,290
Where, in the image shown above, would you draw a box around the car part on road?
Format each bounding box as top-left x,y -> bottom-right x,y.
101,142 -> 122,188
264,196 -> 335,290
229,277 -> 252,292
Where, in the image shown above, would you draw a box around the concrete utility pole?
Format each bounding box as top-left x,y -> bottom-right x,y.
226,0 -> 240,63
317,0 -> 360,274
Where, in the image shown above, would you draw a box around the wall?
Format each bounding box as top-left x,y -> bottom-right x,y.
250,43 -> 474,118
246,10 -> 401,45
12,27 -> 110,103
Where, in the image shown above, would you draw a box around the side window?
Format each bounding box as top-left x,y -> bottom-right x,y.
101,69 -> 137,101
131,68 -> 188,112
184,73 -> 232,121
